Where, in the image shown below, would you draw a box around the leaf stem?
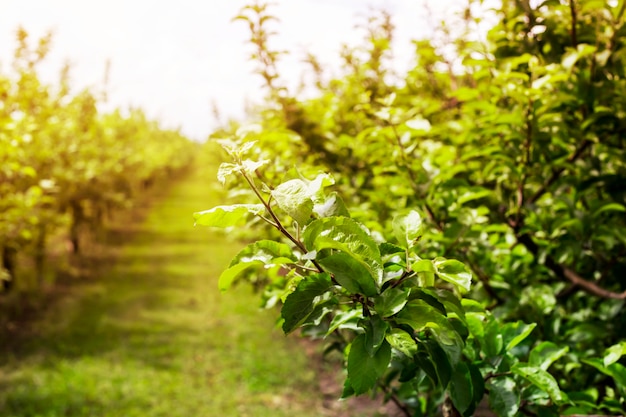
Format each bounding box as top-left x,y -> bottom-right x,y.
239,168 -> 326,273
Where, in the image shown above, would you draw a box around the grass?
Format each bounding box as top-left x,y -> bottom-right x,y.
0,157 -> 364,417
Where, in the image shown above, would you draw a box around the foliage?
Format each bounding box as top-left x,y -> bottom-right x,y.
198,0 -> 626,415
0,28 -> 194,292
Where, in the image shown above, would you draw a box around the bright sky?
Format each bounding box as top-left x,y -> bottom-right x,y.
0,0 -> 470,141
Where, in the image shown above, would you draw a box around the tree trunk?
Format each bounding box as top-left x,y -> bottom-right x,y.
2,245 -> 17,292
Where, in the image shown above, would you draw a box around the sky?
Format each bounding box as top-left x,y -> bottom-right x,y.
0,0 -> 474,141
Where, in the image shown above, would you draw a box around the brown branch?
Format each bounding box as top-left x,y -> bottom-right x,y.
517,233 -> 626,300
484,371 -> 512,382
565,415 -> 624,417
569,0 -> 578,47
377,383 -> 412,417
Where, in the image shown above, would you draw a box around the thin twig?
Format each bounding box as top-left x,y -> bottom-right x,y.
377,383 -> 413,417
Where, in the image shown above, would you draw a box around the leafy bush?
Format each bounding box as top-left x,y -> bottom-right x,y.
197,1 -> 626,415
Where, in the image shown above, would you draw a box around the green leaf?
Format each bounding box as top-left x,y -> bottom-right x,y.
218,261 -> 263,291
503,321 -> 536,351
469,362 -> 485,405
313,192 -> 350,218
229,240 -> 296,266
432,258 -> 472,293
406,117 -> 432,132
364,314 -> 389,355
347,334 -> 392,395
511,364 -> 568,405
302,172 -> 335,201
410,289 -> 447,316
392,210 -> 423,247
303,217 -> 383,283
217,162 -> 237,185
385,328 -> 417,357
582,358 -> 626,392
529,342 -> 569,371
449,362 -> 474,414
193,204 -> 265,227
281,273 -> 333,334
271,179 -> 314,225
412,259 -> 436,287
318,252 -> 379,297
488,377 -> 519,417
240,158 -> 269,175
396,300 -> 461,347
594,202 -> 626,217
466,312 -> 485,343
425,339 -> 452,388
424,288 -> 466,322
341,378 -> 355,399
604,342 -> 626,367
484,318 -> 504,357
327,309 -> 362,334
374,288 -> 409,317
380,242 -> 405,256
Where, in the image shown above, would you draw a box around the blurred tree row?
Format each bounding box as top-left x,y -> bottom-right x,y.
1,29 -> 194,293
211,0 -> 626,415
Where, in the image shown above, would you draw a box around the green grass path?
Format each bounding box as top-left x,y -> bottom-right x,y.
0,161 -> 337,417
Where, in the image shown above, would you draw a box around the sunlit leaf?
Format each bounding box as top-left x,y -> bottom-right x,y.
271,179 -> 314,225
385,328 -> 417,357
488,377 -> 519,417
392,210 -> 423,247
511,364 -> 568,405
432,258 -> 472,293
193,204 -> 264,227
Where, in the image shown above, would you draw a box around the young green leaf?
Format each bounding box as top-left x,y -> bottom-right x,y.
502,321 -> 536,351
229,240 -> 296,266
217,162 -> 237,185
313,192 -> 350,218
193,204 -> 264,227
511,364 -> 569,405
432,258 -> 472,293
271,179 -> 314,225
529,342 -> 569,371
327,309 -> 362,335
218,261 -> 263,291
392,210 -> 423,247
604,342 -> 626,367
484,318 -> 504,357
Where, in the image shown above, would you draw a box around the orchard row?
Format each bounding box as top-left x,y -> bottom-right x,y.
1,29 -> 195,291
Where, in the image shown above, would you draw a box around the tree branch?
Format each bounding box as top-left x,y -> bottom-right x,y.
377,383 -> 413,417
528,139 -> 592,205
570,0 -> 578,47
517,233 -> 626,300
